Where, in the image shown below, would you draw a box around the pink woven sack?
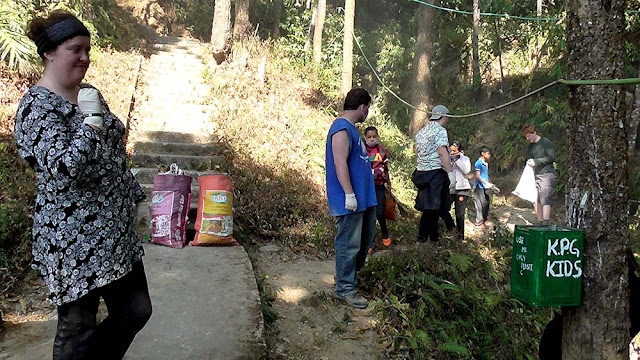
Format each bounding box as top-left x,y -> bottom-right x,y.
150,164 -> 192,248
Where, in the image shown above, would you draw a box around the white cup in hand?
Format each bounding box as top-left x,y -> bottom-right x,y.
78,88 -> 104,130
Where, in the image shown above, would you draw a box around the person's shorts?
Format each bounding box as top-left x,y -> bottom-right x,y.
535,172 -> 556,206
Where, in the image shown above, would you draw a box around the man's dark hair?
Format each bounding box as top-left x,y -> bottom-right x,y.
364,126 -> 378,135
343,88 -> 371,110
479,146 -> 492,155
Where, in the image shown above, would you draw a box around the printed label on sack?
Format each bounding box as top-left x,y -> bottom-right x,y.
199,215 -> 233,237
203,190 -> 233,215
151,191 -> 174,238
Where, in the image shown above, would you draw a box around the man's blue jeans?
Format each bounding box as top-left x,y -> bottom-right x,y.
334,206 -> 376,297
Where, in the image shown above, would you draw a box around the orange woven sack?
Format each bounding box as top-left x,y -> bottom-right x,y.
190,174 -> 238,246
384,194 -> 397,221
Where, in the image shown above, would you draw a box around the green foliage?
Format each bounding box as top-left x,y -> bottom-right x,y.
172,0 -> 213,40
271,0 -> 345,100
0,2 -> 39,75
359,232 -> 553,359
0,135 -> 36,294
256,273 -> 279,327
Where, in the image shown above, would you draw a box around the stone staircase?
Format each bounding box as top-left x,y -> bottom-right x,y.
130,37 -> 223,237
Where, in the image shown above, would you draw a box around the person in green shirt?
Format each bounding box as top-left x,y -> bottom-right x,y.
521,125 -> 556,225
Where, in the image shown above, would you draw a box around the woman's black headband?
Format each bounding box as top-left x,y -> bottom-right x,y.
34,18 -> 90,59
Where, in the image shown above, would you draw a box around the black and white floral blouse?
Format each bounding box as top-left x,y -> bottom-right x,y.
14,84 -> 145,305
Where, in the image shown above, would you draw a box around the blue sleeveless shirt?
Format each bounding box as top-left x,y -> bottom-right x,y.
325,118 -> 377,216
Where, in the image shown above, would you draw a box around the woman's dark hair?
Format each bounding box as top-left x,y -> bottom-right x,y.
27,10 -> 77,43
451,141 -> 464,151
343,88 -> 371,110
364,126 -> 378,136
27,10 -> 89,59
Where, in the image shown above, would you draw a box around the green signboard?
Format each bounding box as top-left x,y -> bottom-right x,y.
511,225 -> 584,306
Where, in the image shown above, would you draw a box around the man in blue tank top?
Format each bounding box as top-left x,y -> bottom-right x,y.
325,88 -> 377,309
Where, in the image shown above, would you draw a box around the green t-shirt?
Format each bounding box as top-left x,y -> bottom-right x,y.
527,137 -> 555,174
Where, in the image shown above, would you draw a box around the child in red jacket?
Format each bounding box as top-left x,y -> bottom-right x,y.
364,126 -> 392,252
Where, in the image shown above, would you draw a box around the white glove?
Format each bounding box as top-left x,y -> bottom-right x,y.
78,88 -> 104,130
345,193 -> 357,211
447,172 -> 456,192
492,186 -> 501,194
485,183 -> 495,189
526,158 -> 536,167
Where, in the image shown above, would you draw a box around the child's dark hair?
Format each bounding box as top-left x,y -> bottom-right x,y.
343,88 -> 371,110
364,126 -> 378,136
479,145 -> 492,155
451,141 -> 464,151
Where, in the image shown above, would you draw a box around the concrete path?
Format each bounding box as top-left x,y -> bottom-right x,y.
0,244 -> 264,360
125,244 -> 264,359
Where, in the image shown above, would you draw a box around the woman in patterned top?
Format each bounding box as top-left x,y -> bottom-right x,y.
13,11 -> 151,359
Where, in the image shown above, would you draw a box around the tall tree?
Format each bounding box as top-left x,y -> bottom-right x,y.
341,0 -> 355,94
234,0 -> 252,38
313,0 -> 327,64
272,0 -> 283,38
409,2 -> 435,137
472,0 -> 480,91
211,0 -> 232,64
563,0 -> 630,358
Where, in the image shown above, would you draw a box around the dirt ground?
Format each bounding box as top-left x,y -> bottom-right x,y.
255,249 -> 384,360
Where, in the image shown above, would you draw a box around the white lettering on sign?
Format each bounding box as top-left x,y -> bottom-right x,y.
545,237 -> 582,279
521,262 -> 534,272
516,236 -> 524,245
547,238 -> 581,257
546,260 -> 582,278
515,254 -> 526,262
522,247 -> 527,253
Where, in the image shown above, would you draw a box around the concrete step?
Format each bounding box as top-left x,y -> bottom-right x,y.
134,130 -> 218,144
131,153 -> 224,170
137,103 -> 212,115
147,56 -> 204,69
142,67 -> 206,80
151,47 -> 203,58
134,141 -> 220,157
152,37 -> 202,48
131,167 -> 222,184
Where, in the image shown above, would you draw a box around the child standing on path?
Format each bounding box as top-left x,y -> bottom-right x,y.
364,126 -> 392,251
449,142 -> 472,239
473,146 -> 498,229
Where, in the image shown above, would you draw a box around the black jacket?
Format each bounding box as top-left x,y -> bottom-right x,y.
412,169 -> 449,211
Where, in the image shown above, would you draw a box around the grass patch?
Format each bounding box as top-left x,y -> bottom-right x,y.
359,226 -> 554,359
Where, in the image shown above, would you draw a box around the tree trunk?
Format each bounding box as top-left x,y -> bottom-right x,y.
563,0 -> 630,358
472,0 -> 480,91
313,0 -> 326,64
409,2 -> 435,137
341,0 -> 355,95
494,19 -> 504,93
305,4 -> 316,52
211,0 -> 232,64
234,0 -> 251,38
272,0 -> 283,38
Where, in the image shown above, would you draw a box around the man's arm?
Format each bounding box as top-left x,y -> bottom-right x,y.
437,146 -> 452,172
332,130 -> 353,194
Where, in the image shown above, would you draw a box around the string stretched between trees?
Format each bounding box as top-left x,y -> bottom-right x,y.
352,32 -> 640,118
410,0 -> 640,21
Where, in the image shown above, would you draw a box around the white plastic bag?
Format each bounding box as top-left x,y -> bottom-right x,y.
512,165 -> 538,203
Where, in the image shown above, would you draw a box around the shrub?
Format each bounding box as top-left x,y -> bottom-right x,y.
359,228 -> 553,359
